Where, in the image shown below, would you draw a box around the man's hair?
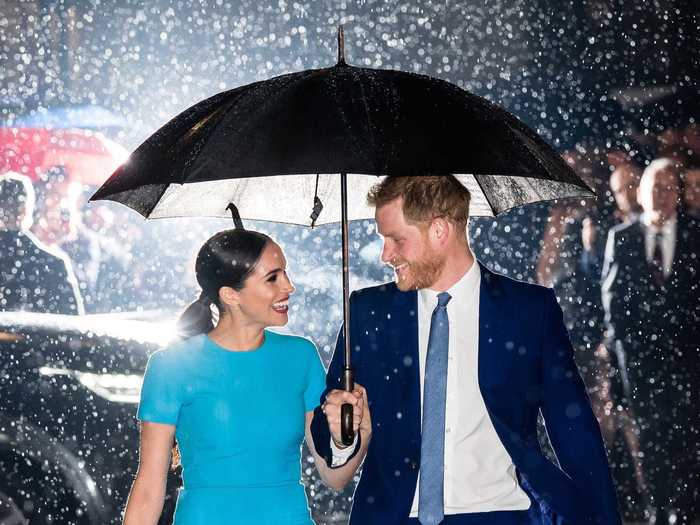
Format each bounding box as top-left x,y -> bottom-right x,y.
611,162 -> 642,181
0,171 -> 35,229
367,175 -> 471,229
642,157 -> 682,186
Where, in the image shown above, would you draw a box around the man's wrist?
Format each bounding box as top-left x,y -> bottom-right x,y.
330,433 -> 359,467
332,436 -> 351,450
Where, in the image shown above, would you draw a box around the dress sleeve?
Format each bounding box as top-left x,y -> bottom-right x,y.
137,350 -> 183,425
304,341 -> 327,412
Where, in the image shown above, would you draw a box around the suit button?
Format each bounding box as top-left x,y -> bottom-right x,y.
410,461 -> 418,471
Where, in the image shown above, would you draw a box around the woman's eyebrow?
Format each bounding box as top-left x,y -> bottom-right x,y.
263,267 -> 283,278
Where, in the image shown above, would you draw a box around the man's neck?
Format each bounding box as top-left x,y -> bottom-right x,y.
430,246 -> 475,292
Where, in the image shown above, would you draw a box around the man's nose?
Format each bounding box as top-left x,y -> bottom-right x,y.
380,242 -> 393,264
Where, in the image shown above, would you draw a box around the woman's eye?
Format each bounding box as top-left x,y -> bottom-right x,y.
268,275 -> 277,282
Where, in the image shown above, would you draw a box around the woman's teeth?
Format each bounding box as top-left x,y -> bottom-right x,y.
272,300 -> 289,312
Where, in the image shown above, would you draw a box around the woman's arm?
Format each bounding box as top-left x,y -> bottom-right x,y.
304,385 -> 371,491
122,421 -> 176,525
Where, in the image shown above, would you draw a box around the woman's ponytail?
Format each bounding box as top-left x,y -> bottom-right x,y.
176,291 -> 216,338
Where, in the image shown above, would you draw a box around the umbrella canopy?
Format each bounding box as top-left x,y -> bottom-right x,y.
2,104 -> 128,130
92,58 -> 592,222
0,128 -> 129,186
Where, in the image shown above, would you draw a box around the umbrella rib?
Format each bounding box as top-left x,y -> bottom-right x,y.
178,93 -> 244,185
181,71 -> 316,183
471,174 -> 498,216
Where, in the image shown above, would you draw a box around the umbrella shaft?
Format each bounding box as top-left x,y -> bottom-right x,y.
340,173 -> 353,381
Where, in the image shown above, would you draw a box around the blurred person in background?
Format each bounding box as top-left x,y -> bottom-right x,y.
31,165 -> 73,246
682,167 -> 700,217
31,165 -> 107,311
536,149 -> 614,385
536,148 -> 650,518
682,122 -> 700,157
0,171 -> 84,315
602,158 -> 699,524
609,162 -> 643,225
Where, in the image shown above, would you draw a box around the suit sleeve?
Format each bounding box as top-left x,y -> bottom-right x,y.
600,229 -> 621,342
310,291 -> 362,468
540,288 -> 622,525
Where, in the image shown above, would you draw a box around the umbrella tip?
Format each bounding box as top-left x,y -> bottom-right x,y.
226,202 -> 245,230
337,25 -> 346,66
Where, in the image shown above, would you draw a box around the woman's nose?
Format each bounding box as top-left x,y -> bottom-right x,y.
284,275 -> 295,294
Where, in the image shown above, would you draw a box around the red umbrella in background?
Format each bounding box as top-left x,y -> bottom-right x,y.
0,127 -> 128,185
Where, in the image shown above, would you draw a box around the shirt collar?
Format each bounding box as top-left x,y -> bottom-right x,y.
418,256 -> 481,308
641,213 -> 677,235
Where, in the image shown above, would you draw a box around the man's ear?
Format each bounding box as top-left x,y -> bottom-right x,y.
431,217 -> 450,244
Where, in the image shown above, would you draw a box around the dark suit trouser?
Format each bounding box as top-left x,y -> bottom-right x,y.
403,509 -> 539,525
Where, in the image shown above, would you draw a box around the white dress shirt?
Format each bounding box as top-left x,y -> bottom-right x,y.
409,260 -> 530,516
641,214 -> 676,277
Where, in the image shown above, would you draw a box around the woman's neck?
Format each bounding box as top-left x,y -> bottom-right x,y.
208,314 -> 265,352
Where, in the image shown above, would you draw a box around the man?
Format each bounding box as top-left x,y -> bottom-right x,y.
683,167 -> 700,218
35,178 -> 105,311
0,171 -> 84,315
312,176 -> 621,525
602,159 -> 699,523
609,162 -> 642,225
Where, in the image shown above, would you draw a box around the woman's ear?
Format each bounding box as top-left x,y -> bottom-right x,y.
218,286 -> 240,310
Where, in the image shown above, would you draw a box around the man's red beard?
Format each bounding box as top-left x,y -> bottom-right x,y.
393,248 -> 446,291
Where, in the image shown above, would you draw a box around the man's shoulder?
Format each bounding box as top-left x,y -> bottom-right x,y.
352,281 -> 401,301
480,263 -> 553,303
2,230 -> 71,270
608,219 -> 643,242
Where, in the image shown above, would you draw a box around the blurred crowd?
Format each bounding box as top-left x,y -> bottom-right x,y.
536,120 -> 699,523
0,163 -> 203,316
1,115 -> 698,523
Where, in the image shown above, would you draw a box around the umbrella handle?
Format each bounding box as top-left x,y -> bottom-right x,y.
341,366 -> 355,446
341,404 -> 354,446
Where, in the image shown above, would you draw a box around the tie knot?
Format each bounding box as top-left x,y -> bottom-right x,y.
436,292 -> 451,308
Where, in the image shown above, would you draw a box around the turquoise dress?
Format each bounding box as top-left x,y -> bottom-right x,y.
137,330 -> 326,525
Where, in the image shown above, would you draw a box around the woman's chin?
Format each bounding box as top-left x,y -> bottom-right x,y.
269,311 -> 289,326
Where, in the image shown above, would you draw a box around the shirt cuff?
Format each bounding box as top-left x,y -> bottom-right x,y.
330,435 -> 359,467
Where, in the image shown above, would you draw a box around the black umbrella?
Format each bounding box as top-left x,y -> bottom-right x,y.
92,27 -> 593,444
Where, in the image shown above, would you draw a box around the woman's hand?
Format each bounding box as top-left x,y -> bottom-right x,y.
306,383 -> 372,491
322,383 -> 371,447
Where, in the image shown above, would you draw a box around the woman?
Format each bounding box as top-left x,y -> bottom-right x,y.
123,229 -> 370,525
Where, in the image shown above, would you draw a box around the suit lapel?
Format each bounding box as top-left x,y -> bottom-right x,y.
477,262 -> 504,394
390,288 -> 422,455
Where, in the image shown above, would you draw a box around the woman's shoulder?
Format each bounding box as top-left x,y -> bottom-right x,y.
147,334 -> 207,367
265,329 -> 317,354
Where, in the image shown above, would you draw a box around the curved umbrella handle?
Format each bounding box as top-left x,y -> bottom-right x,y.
341,366 -> 355,446
341,404 -> 354,445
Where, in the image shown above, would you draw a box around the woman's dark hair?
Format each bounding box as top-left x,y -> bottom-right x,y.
177,229 -> 272,337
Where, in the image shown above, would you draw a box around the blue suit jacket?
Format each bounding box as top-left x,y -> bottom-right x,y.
311,263 -> 621,525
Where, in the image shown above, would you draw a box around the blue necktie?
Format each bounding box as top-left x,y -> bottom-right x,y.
419,291 -> 451,525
